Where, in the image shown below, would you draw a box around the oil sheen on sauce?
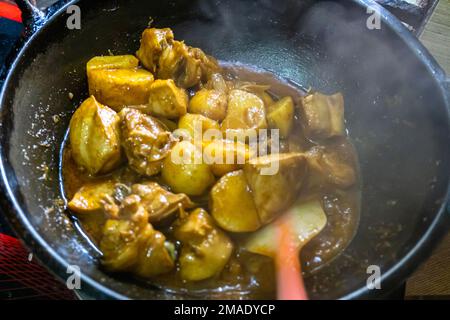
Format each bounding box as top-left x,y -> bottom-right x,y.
61,63 -> 361,299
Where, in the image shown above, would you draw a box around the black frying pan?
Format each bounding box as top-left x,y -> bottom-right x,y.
0,0 -> 449,299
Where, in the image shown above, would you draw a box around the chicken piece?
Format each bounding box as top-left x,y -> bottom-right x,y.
244,153 -> 307,224
133,223 -> 176,278
158,41 -> 221,88
177,113 -> 220,140
266,96 -> 294,138
158,40 -> 202,89
137,28 -> 220,88
120,108 -> 176,176
97,192 -> 125,221
86,55 -> 139,75
69,96 -> 122,175
203,140 -> 253,177
100,192 -> 150,271
93,180 -> 193,223
88,68 -> 154,111
173,209 -> 233,281
210,170 -> 261,232
68,180 -> 116,213
221,89 -> 267,132
189,47 -> 221,85
144,79 -> 188,119
136,28 -> 174,73
189,89 -> 228,121
130,182 -> 194,223
77,213 -> 108,244
100,219 -> 175,277
287,125 -> 311,153
100,219 -> 140,271
116,194 -> 150,225
67,180 -> 131,242
306,145 -> 356,189
161,141 -> 215,196
300,92 -> 345,141
100,193 -> 175,277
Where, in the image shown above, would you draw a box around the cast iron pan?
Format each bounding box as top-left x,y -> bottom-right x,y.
0,0 -> 449,299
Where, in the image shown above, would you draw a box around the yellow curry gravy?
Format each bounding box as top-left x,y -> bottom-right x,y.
62,64 -> 360,299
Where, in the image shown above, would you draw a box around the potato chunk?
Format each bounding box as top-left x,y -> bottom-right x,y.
173,209 -> 233,281
300,92 -> 345,141
221,89 -> 267,132
145,79 -> 188,119
243,200 -> 327,258
189,89 -> 228,121
161,141 -> 215,196
120,108 -> 176,176
88,68 -> 154,111
238,83 -> 274,109
177,113 -> 220,140
203,140 -> 253,177
244,153 -> 307,224
266,96 -> 294,138
68,180 -> 116,213
69,96 -> 122,175
86,55 -> 139,74
210,170 -> 261,232
136,28 -> 174,73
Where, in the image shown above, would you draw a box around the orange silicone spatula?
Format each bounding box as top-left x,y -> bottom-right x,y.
275,221 -> 309,300
243,200 -> 327,300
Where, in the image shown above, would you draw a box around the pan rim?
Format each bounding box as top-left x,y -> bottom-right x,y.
0,0 -> 449,300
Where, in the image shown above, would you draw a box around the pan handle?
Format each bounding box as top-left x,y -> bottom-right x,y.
15,0 -> 44,30
15,0 -> 72,36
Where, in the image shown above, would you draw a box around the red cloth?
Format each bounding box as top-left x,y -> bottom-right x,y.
0,233 -> 76,300
0,2 -> 22,23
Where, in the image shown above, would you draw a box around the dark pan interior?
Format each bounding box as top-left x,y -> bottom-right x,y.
1,0 -> 449,299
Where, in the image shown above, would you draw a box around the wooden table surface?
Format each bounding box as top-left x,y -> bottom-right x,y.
420,0 -> 450,73
405,0 -> 450,299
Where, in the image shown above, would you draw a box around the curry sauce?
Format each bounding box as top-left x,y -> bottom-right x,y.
61,27 -> 360,299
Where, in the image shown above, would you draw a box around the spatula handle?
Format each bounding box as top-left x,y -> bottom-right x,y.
275,225 -> 308,300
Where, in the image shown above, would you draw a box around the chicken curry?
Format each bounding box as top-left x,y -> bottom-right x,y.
61,27 -> 360,299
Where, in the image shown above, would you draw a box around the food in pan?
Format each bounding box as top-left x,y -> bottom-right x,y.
62,27 -> 360,298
